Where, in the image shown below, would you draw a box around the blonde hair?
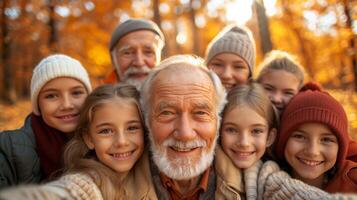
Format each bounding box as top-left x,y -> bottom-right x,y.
63,84 -> 142,199
223,82 -> 278,132
256,50 -> 306,88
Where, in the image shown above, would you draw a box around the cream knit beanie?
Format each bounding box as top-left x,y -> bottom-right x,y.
205,25 -> 256,77
31,54 -> 92,115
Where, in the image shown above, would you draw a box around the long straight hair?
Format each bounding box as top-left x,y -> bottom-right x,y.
63,84 -> 143,199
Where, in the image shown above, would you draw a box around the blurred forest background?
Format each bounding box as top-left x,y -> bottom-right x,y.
1,0 -> 357,139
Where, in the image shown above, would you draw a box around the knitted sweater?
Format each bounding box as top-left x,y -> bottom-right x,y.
244,160 -> 357,200
0,173 -> 103,200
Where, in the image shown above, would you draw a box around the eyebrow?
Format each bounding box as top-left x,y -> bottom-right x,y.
156,101 -> 176,111
117,45 -> 132,53
191,101 -> 212,110
95,122 -> 112,129
41,85 -> 85,93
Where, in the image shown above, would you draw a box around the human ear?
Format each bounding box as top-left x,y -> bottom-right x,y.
266,128 -> 277,147
83,133 -> 95,150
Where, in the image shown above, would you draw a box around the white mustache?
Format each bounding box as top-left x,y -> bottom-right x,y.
123,65 -> 152,79
162,137 -> 207,149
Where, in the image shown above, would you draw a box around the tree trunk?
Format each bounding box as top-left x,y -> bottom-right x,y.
281,0 -> 314,78
189,0 -> 200,55
343,0 -> 357,92
152,0 -> 169,57
47,0 -> 58,52
255,0 -> 272,55
1,0 -> 16,104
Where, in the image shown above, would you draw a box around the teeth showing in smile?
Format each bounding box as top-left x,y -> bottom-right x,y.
298,158 -> 322,166
236,152 -> 253,156
58,114 -> 77,119
171,146 -> 195,152
112,151 -> 133,159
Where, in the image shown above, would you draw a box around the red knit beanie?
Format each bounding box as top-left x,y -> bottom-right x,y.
275,82 -> 349,168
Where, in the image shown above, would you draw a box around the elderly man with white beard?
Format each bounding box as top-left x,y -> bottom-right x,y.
140,55 -> 244,199
104,18 -> 165,90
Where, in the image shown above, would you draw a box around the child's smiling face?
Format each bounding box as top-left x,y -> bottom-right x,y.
84,99 -> 144,174
221,105 -> 276,169
38,77 -> 88,133
284,122 -> 338,184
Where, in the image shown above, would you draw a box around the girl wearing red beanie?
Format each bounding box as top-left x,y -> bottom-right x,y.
275,82 -> 357,193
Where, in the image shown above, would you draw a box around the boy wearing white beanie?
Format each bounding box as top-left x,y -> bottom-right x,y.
0,54 -> 92,188
205,24 -> 256,91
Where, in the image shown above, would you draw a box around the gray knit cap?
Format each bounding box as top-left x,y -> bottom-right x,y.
109,18 -> 165,51
205,25 -> 256,77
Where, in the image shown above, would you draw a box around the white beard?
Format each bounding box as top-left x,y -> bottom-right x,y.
149,132 -> 218,180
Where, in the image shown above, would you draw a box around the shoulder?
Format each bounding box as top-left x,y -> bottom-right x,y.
214,146 -> 244,199
124,150 -> 158,199
0,115 -> 35,146
0,115 -> 40,187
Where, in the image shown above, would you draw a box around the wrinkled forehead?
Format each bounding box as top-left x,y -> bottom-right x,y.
151,64 -> 216,99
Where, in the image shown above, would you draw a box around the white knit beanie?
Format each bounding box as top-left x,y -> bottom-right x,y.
205,25 -> 256,78
31,54 -> 92,115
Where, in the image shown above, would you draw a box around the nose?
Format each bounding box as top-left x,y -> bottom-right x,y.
237,132 -> 250,147
114,132 -> 129,147
61,94 -> 74,110
174,113 -> 197,141
132,51 -> 146,67
270,93 -> 283,104
221,66 -> 232,79
305,140 -> 320,157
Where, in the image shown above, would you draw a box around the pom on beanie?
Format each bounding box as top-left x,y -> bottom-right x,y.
109,18 -> 165,51
31,54 -> 92,115
275,82 -> 349,168
299,81 -> 322,92
205,25 -> 256,77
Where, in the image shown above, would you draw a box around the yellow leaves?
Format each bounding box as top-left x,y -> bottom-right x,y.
87,44 -> 111,77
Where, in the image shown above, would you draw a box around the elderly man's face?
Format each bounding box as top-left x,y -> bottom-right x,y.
148,66 -> 218,180
111,30 -> 162,88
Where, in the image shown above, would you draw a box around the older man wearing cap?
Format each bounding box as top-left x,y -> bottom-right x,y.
104,18 -> 165,89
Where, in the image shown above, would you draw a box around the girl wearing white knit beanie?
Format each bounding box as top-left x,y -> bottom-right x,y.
0,54 -> 92,188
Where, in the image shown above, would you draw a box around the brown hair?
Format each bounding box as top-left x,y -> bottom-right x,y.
256,50 -> 306,88
63,83 -> 142,199
223,82 -> 278,130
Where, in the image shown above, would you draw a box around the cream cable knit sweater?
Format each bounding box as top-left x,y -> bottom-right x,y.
243,160 -> 357,200
0,173 -> 103,200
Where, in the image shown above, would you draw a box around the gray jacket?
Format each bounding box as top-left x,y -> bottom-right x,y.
0,115 -> 41,189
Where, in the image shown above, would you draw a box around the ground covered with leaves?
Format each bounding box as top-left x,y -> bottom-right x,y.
1,90 -> 356,140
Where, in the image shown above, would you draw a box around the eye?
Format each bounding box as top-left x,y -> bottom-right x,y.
263,86 -> 273,92
252,128 -> 264,135
122,50 -> 134,56
321,136 -> 337,144
284,91 -> 296,96
211,62 -> 223,68
127,124 -> 142,132
194,110 -> 208,116
144,49 -> 155,55
160,110 -> 174,116
233,65 -> 246,70
98,128 -> 114,135
44,93 -> 58,99
223,126 -> 237,134
291,132 -> 306,141
72,89 -> 86,97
